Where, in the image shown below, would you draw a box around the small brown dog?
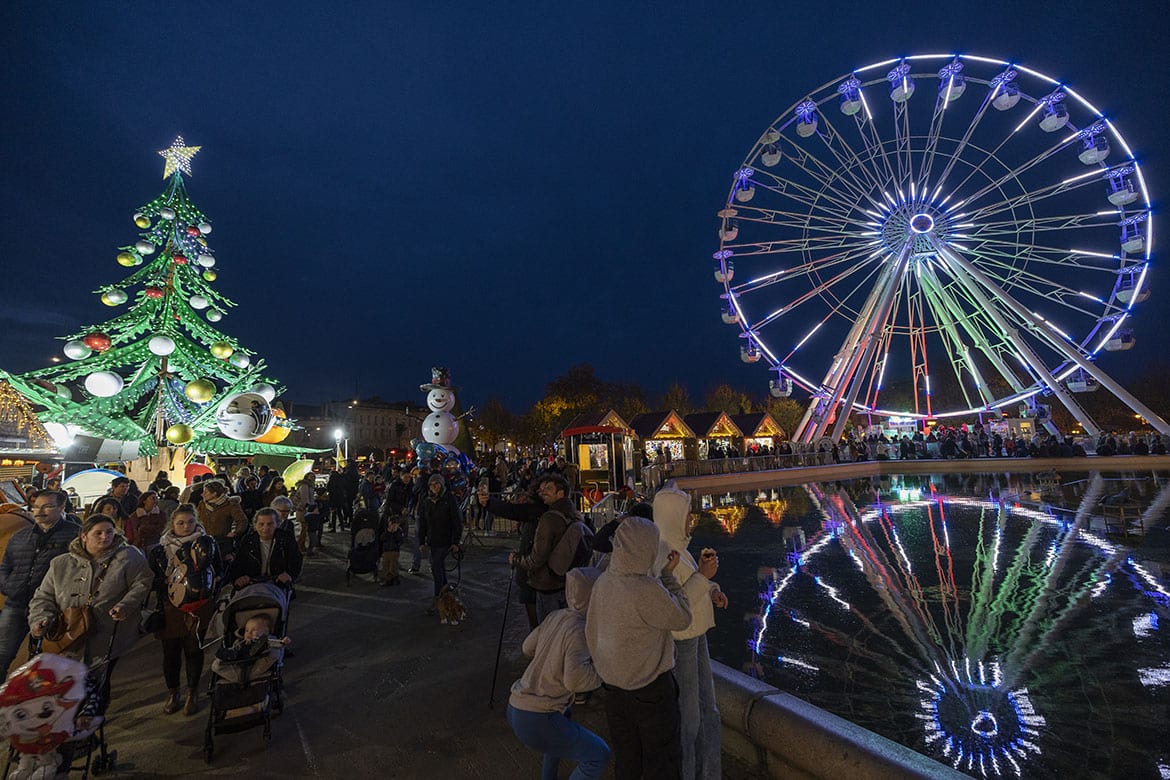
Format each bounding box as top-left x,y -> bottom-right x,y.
436,585 -> 467,625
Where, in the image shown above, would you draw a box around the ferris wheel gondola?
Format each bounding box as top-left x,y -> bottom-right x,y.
714,53 -> 1169,441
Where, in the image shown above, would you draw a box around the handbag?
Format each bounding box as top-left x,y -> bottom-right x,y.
40,605 -> 93,654
40,559 -> 111,654
139,590 -> 166,635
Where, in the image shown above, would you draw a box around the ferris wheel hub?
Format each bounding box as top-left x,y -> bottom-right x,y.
910,213 -> 935,234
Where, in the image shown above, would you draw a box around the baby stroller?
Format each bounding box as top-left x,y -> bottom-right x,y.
203,581 -> 289,762
346,509 -> 380,585
1,627 -> 121,778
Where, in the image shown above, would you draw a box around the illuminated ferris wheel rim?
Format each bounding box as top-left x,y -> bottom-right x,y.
715,51 -> 1162,435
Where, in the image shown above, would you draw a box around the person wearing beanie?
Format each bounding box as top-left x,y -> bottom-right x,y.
585,516 -> 691,779
417,473 -> 461,616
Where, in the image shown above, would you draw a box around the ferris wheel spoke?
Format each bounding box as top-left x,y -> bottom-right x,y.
966,212 -> 1120,237
958,162 -> 1119,224
852,99 -> 900,189
729,246 -> 883,295
755,155 -> 878,217
774,135 -> 882,209
808,112 -> 891,204
962,240 -> 1121,274
948,130 -> 1084,211
892,99 -> 915,186
967,252 -> 1114,320
928,83 -> 999,194
732,205 -> 876,234
748,256 -> 884,331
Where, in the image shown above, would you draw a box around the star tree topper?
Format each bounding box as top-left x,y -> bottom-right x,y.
158,136 -> 202,178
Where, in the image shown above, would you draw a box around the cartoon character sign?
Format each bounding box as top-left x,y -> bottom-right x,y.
0,654 -> 92,779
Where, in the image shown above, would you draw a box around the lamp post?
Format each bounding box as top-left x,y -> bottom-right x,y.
333,428 -> 348,465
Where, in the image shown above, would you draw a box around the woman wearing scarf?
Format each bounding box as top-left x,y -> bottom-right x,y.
148,504 -> 223,715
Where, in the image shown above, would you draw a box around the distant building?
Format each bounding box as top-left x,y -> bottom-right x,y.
284,397 -> 422,456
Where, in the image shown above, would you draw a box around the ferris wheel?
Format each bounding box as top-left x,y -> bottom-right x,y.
715,53 -> 1168,442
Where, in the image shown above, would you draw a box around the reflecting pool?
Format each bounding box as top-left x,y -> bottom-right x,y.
689,472 -> 1170,779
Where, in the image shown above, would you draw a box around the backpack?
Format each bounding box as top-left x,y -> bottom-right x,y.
548,514 -> 594,577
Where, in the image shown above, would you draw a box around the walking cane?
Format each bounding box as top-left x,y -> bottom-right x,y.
488,565 -> 515,709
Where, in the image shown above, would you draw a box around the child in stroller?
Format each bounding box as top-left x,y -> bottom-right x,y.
203,581 -> 289,763
346,509 -> 380,585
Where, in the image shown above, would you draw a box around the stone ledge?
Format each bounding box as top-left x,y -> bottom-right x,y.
712,660 -> 968,779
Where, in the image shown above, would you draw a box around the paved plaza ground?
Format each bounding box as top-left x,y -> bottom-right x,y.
93,530 -> 759,778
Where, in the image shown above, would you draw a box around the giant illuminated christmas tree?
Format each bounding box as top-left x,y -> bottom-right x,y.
6,138 -> 314,459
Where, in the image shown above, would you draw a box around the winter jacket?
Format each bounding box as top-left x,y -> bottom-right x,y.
147,523 -> 223,640
585,517 -> 691,691
28,535 -> 153,662
515,497 -> 581,592
0,506 -> 34,610
0,518 -> 80,611
126,509 -> 167,551
379,525 -> 404,553
198,495 -> 248,538
417,489 -> 462,549
510,567 -> 603,713
229,531 -> 303,583
653,483 -> 717,641
382,478 -> 413,517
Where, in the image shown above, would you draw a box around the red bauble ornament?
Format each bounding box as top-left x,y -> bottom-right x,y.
144,286 -> 164,299
173,254 -> 188,265
83,332 -> 112,352
186,226 -> 201,237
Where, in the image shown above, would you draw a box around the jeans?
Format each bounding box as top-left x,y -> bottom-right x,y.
507,704 -> 610,780
407,516 -> 424,571
675,635 -> 722,779
602,671 -> 682,780
0,606 -> 30,676
535,590 -> 567,624
430,546 -> 450,597
161,634 -> 204,690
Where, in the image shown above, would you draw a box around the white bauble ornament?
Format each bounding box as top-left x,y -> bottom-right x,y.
427,388 -> 455,412
189,295 -> 210,310
198,222 -> 212,234
84,371 -> 124,398
249,383 -> 276,402
136,240 -> 155,255
63,340 -> 91,360
196,254 -> 215,268
148,335 -> 176,356
104,288 -> 128,305
216,392 -> 275,441
230,353 -> 251,369
159,207 -> 176,220
422,412 -> 459,445
206,309 -> 224,322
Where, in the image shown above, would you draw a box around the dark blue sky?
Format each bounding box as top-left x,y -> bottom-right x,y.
3,2 -> 1167,413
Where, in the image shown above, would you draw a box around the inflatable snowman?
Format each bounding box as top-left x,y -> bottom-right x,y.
419,367 -> 460,455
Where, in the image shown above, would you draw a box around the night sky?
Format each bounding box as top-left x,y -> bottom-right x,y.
3,2 -> 1167,414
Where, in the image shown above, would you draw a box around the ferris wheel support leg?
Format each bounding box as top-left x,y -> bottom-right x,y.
824,245 -> 915,443
929,238 -> 1106,438
796,254 -> 901,444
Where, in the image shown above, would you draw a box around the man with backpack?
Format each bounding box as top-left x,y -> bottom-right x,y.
509,473 -> 593,624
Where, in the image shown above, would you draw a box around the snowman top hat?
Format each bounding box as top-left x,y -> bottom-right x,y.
420,366 -> 460,392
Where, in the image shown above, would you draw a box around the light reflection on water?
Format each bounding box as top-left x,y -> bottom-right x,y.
690,472 -> 1170,779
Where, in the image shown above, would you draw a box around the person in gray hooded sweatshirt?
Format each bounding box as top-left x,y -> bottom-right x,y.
507,567 -> 611,780
586,516 -> 691,780
654,481 -> 726,779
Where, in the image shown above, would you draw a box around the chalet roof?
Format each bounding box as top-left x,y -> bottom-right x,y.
629,411 -> 695,440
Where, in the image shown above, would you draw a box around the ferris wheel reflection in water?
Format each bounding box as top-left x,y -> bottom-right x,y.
747,475 -> 1170,778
